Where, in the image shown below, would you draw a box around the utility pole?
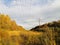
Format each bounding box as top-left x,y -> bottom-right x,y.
39,18 -> 40,26
38,18 -> 41,29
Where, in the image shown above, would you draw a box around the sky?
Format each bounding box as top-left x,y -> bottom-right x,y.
0,0 -> 60,29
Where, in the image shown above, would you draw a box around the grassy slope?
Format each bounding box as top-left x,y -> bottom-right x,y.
0,14 -> 43,45
31,20 -> 60,45
0,14 -> 59,45
0,29 -> 43,45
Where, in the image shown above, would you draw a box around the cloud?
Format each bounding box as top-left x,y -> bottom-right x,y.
0,0 -> 60,29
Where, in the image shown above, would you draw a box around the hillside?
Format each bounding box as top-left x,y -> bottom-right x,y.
0,14 -> 60,45
31,20 -> 60,45
0,14 -> 43,45
0,14 -> 25,31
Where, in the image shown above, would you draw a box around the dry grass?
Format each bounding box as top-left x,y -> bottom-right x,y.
0,29 -> 43,45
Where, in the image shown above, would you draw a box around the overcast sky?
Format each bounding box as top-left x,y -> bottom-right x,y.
0,0 -> 60,29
